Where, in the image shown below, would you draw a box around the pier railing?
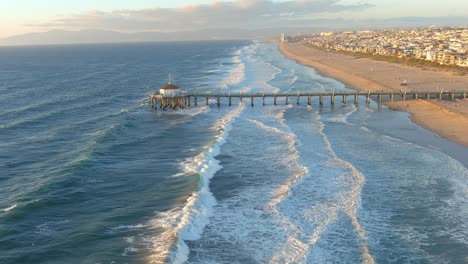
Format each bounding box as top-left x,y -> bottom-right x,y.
150,90 -> 468,110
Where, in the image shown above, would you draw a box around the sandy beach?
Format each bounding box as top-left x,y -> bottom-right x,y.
279,42 -> 468,147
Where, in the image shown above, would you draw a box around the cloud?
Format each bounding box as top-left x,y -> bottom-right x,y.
27,0 -> 372,32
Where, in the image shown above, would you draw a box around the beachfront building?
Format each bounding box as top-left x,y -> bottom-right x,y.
303,27 -> 468,67
159,82 -> 181,97
281,33 -> 295,43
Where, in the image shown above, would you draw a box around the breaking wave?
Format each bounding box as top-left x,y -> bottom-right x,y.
148,104 -> 245,263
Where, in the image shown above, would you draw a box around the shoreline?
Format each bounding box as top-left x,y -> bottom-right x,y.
278,42 -> 468,147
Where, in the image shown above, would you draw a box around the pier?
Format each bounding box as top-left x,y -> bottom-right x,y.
150,90 -> 468,109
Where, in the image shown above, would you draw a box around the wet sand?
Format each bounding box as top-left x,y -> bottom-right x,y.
279,42 -> 468,147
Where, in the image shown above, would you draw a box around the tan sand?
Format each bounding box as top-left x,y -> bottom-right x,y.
387,100 -> 468,146
279,42 -> 468,147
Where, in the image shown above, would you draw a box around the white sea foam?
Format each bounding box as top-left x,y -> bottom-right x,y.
159,106 -> 210,117
148,104 -> 244,264
184,109 -> 311,262
315,81 -> 327,93
246,46 -> 281,94
111,224 -> 148,230
170,172 -> 186,178
221,44 -> 281,94
218,50 -> 246,90
264,108 -> 375,263
245,108 -> 316,263
185,104 -> 359,262
247,117 -> 308,209
288,75 -> 299,86
288,69 -> 299,86
313,112 -> 375,264
328,105 -> 357,124
3,204 -> 17,212
122,246 -> 139,256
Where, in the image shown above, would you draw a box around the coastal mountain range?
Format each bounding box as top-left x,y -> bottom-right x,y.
1,16 -> 466,46
0,29 -> 258,46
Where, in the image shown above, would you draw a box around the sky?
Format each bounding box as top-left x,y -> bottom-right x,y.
1,0 -> 467,38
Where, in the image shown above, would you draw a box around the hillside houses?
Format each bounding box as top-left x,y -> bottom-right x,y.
304,27 -> 467,67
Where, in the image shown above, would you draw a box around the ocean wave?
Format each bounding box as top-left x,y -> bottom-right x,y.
111,224 -> 148,231
0,93 -> 82,117
327,105 -> 357,124
35,219 -> 70,236
357,126 -> 468,249
148,104 -> 245,264
2,204 -> 17,213
287,69 -> 299,87
0,94 -> 126,131
314,112 -> 375,264
288,75 -> 299,86
247,109 -> 312,263
157,106 -> 210,117
246,46 -> 281,94
314,81 -> 327,93
217,49 -> 246,90
262,65 -> 282,93
261,108 -> 374,263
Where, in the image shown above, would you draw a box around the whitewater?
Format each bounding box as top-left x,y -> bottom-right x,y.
139,43 -> 467,263
0,41 -> 466,264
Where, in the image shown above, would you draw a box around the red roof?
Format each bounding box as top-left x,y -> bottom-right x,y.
160,83 -> 179,90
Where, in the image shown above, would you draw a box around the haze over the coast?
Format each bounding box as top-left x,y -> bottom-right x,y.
1,0 -> 467,45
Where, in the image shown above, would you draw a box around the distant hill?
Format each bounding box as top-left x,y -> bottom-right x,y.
0,29 -> 260,46
1,16 -> 466,46
0,27 -> 327,46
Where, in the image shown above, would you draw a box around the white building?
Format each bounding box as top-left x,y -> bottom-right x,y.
426,50 -> 435,61
159,82 -> 180,97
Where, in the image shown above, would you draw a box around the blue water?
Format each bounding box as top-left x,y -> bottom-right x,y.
0,41 -> 467,264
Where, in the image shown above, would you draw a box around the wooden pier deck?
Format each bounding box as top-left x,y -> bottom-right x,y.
150,90 -> 468,110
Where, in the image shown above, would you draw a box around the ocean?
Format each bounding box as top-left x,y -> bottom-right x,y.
0,41 -> 467,264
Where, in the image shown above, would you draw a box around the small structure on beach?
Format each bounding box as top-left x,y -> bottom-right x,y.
159,82 -> 180,97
